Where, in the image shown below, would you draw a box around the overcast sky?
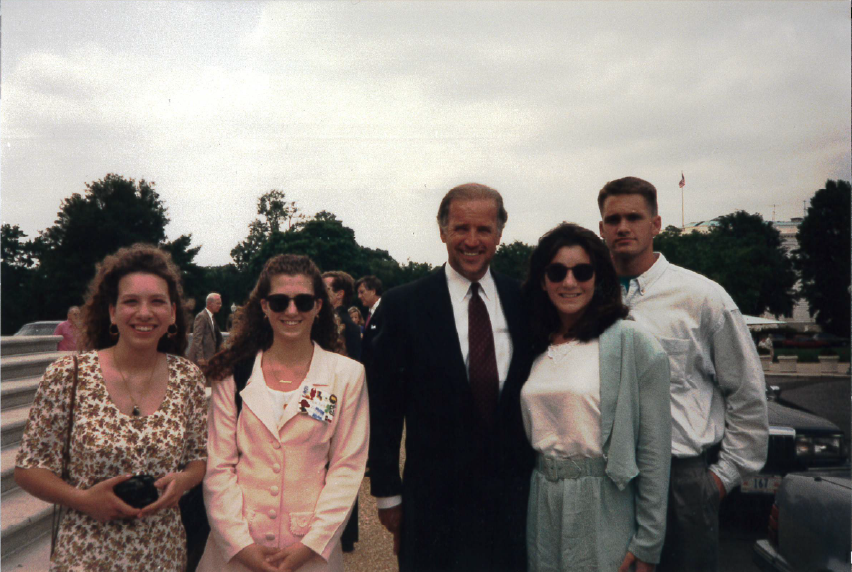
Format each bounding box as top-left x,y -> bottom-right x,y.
2,1 -> 849,268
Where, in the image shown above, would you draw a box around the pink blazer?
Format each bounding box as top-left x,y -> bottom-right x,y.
198,345 -> 369,572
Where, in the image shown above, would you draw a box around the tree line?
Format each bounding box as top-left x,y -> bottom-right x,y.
2,175 -> 849,337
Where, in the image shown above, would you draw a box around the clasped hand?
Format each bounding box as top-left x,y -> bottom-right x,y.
235,542 -> 318,572
78,471 -> 194,523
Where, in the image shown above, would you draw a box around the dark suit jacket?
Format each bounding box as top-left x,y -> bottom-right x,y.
368,266 -> 534,572
186,310 -> 222,364
336,306 -> 363,361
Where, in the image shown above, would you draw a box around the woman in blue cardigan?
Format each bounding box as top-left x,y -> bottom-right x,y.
521,223 -> 671,572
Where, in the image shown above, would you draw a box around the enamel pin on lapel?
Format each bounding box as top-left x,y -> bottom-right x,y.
298,385 -> 337,423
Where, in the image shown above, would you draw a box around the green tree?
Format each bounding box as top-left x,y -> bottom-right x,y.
1,224 -> 39,334
231,190 -> 302,272
794,179 -> 851,336
655,212 -> 796,316
32,174 -> 200,320
492,240 -> 534,282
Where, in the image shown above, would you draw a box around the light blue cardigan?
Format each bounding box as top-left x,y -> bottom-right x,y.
598,318 -> 672,563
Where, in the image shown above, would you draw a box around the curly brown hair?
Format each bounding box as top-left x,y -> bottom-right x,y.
80,244 -> 189,355
205,254 -> 342,381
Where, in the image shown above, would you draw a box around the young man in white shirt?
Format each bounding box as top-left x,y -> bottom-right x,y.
597,176 -> 768,572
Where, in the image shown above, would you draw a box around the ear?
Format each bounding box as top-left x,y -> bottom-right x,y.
439,226 -> 448,244
599,220 -> 605,237
651,215 -> 662,237
108,304 -> 116,324
314,298 -> 323,313
170,302 -> 176,324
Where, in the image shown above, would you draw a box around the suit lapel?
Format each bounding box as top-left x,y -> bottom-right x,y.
598,322 -> 622,447
423,267 -> 468,386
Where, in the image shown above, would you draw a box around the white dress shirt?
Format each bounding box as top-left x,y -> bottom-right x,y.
205,308 -> 216,329
444,263 -> 513,391
622,253 -> 768,492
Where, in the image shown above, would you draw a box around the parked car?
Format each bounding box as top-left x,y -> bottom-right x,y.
780,335 -> 829,349
753,465 -> 851,572
813,332 -> 850,348
12,320 -> 63,336
739,387 -> 847,497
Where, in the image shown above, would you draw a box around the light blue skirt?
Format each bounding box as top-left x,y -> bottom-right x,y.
527,456 -> 636,572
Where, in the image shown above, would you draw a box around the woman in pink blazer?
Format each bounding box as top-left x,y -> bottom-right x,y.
199,254 -> 369,572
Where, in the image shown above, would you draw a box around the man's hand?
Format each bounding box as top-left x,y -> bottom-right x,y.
618,551 -> 655,572
378,505 -> 403,555
709,470 -> 727,501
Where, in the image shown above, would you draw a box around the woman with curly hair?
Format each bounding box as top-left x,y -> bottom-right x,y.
14,244 -> 207,571
199,254 -> 369,572
521,223 -> 671,572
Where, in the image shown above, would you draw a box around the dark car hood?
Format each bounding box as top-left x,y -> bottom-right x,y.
767,401 -> 841,433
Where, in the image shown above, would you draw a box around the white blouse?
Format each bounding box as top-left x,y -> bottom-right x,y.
520,339 -> 603,458
266,385 -> 299,426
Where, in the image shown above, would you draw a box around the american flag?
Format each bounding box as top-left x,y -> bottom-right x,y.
679,173 -> 685,188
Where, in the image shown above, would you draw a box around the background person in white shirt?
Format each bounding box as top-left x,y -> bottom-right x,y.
597,176 -> 768,572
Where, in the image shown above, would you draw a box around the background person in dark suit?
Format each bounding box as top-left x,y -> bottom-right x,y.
354,275 -> 382,369
368,183 -> 534,572
186,292 -> 223,367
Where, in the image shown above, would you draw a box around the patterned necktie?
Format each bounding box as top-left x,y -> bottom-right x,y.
468,282 -> 499,429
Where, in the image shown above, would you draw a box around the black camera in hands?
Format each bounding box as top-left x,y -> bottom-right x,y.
113,474 -> 159,509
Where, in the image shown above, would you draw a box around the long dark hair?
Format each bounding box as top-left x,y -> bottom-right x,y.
205,254 -> 340,381
522,223 -> 628,354
80,244 -> 189,355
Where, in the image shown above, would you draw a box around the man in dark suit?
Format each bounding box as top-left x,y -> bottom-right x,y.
186,292 -> 223,367
368,183 -> 534,572
355,275 -> 382,369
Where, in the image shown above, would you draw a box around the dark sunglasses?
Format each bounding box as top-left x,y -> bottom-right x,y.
544,263 -> 595,283
265,294 -> 316,313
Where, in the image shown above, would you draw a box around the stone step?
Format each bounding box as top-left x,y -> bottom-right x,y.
1,353 -> 66,383
1,377 -> 41,411
0,336 -> 61,358
2,446 -> 21,495
0,486 -> 53,558
1,532 -> 50,571
1,406 -> 31,449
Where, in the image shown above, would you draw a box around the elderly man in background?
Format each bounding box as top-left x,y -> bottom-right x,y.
186,292 -> 223,367
54,306 -> 82,351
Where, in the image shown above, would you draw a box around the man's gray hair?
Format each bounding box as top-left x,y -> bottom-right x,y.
206,292 -> 221,304
436,183 -> 508,233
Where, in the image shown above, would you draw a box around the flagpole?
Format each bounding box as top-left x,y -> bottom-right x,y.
681,186 -> 684,230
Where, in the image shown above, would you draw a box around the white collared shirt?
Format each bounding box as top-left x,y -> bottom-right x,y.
622,253 -> 768,491
444,263 -> 513,392
368,298 -> 381,316
205,308 -> 216,329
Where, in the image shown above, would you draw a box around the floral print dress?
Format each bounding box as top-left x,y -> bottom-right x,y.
16,351 -> 208,572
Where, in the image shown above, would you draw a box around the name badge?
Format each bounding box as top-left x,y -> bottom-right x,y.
298,385 -> 337,423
